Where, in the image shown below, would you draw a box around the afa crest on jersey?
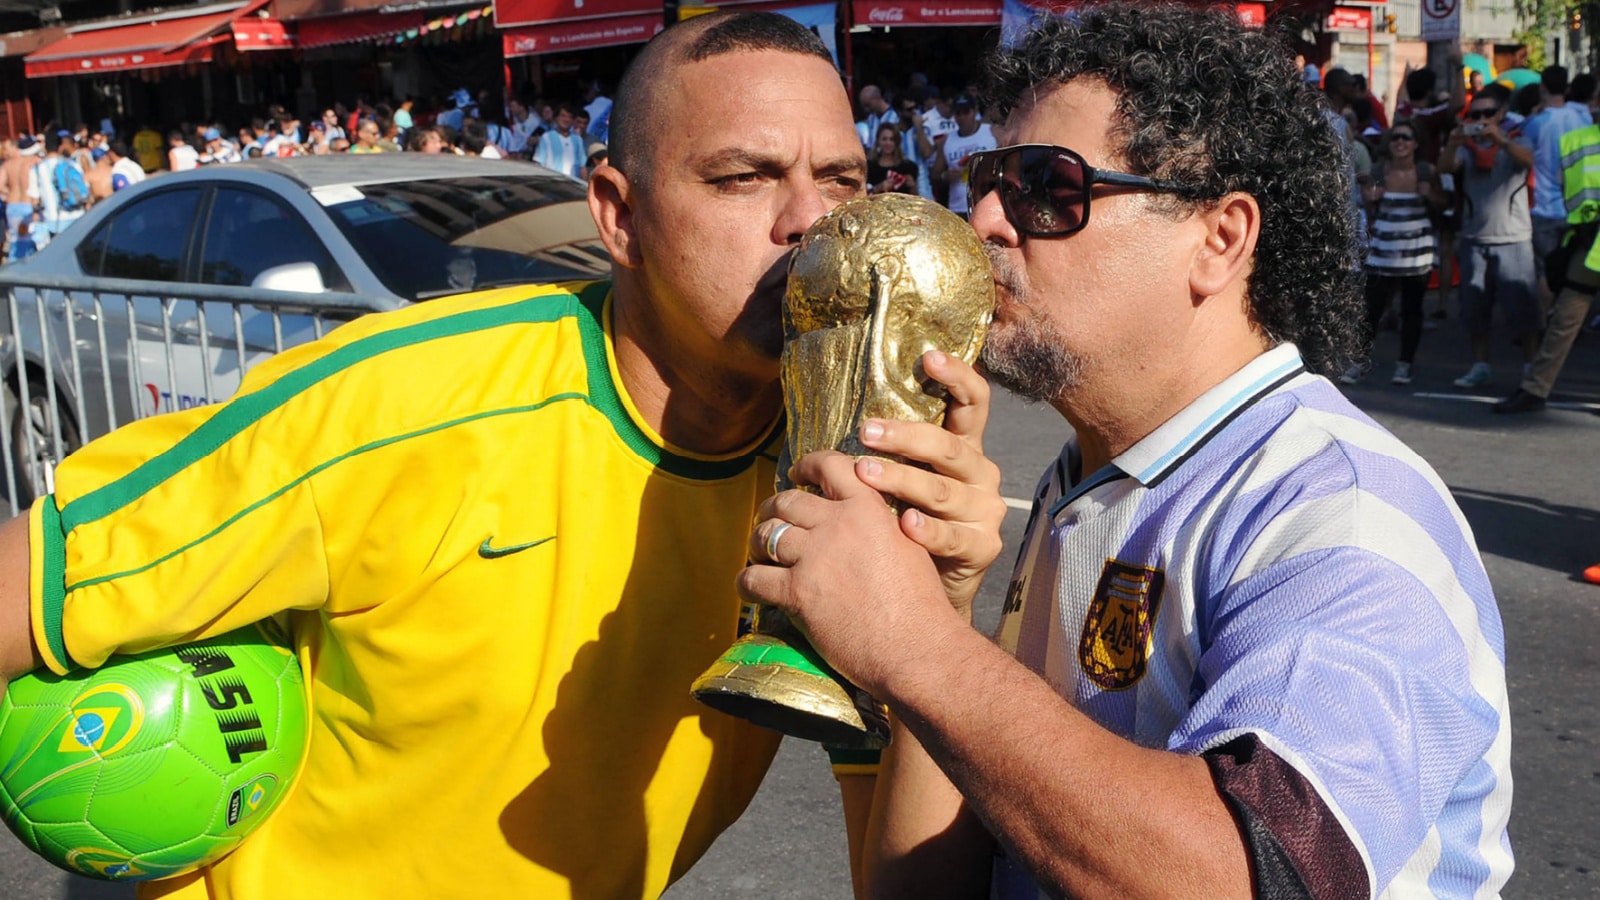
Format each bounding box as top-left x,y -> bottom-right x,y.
1077,559 -> 1165,690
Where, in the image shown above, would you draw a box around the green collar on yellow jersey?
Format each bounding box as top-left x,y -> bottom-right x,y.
573,283 -> 783,481
57,282 -> 779,538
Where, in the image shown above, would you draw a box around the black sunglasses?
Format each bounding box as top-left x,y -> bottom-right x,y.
967,144 -> 1204,238
1466,108 -> 1499,120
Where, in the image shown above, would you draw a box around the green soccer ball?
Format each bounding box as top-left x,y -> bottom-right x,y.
0,621 -> 308,881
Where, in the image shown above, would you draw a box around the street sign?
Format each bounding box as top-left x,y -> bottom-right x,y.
1421,0 -> 1459,42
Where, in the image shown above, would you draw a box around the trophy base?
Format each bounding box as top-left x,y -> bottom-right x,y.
691,635 -> 890,749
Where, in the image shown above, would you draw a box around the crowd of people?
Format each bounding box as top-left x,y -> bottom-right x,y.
7,44 -> 1600,417
1316,58 -> 1600,415
848,55 -> 1600,416
848,77 -> 998,222
0,85 -> 616,263
850,54 -> 1599,416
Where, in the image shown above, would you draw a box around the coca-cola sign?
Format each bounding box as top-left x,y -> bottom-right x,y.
852,0 -> 1001,27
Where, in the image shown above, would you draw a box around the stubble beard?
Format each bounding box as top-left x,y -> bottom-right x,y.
978,243 -> 1087,404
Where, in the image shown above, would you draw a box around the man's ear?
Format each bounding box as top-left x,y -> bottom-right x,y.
1189,192 -> 1260,300
589,164 -> 641,269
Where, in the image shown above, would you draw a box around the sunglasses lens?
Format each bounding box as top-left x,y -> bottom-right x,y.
970,146 -> 1095,236
969,152 -> 1000,204
998,147 -> 1085,236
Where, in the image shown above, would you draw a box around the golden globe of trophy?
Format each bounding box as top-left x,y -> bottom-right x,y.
690,193 -> 995,748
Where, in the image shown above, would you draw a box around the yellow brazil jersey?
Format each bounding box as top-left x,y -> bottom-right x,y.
132,129 -> 164,172
27,281 -> 784,899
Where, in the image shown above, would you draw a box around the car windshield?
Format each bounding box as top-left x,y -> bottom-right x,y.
321,175 -> 611,302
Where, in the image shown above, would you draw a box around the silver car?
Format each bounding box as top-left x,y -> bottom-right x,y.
0,155 -> 612,505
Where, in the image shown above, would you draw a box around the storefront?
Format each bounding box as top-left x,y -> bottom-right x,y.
495,0 -> 661,105
21,0 -> 297,134
8,0 -> 1357,141
0,26 -> 63,138
289,0 -> 500,117
845,0 -> 1002,96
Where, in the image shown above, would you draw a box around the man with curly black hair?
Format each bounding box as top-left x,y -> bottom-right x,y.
737,4 -> 1513,898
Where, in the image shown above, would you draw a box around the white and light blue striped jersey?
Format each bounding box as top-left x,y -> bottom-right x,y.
991,343 -> 1512,900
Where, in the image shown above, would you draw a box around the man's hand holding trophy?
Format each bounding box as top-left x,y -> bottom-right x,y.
691,193 -> 999,749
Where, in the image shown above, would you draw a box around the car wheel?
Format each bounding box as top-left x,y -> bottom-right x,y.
6,376 -> 81,511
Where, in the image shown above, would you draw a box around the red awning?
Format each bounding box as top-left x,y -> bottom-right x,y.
232,17 -> 294,50
851,0 -> 1001,27
296,4 -> 491,49
296,10 -> 424,48
501,10 -> 661,56
688,0 -> 836,11
24,0 -> 280,78
493,0 -> 657,29
26,10 -> 233,77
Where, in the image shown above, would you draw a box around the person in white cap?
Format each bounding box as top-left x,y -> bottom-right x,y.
583,141 -> 607,180
200,128 -> 242,165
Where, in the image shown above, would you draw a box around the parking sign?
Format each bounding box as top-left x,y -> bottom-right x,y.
1421,0 -> 1460,41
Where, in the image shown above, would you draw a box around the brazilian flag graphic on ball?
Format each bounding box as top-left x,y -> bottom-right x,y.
0,621 -> 308,881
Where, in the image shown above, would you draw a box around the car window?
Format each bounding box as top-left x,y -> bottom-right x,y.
322,175 -> 611,302
200,188 -> 345,290
75,220 -> 109,275
94,189 -> 202,280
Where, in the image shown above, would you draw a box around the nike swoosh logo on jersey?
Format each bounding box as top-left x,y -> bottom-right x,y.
478,535 -> 555,559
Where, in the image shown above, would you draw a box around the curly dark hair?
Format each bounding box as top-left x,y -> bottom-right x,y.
984,2 -> 1365,375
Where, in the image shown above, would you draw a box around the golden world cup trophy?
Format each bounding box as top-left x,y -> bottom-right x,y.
690,193 -> 995,748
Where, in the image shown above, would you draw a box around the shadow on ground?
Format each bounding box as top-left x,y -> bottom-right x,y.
1450,487 -> 1599,578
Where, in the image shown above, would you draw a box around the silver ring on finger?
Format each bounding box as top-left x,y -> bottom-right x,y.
764,521 -> 794,564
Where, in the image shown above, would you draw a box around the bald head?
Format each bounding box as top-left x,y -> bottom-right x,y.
609,10 -> 837,188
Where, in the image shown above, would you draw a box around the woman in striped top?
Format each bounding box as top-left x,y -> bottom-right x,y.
1354,123 -> 1443,385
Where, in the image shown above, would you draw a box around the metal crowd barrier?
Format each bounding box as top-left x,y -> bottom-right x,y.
0,270 -> 401,518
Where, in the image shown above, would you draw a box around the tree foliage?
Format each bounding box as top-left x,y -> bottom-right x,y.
1513,0 -> 1589,71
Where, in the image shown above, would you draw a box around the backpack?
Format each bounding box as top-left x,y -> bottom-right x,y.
53,161 -> 90,212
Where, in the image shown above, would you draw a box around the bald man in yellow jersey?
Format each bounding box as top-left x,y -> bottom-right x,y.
0,11 -> 1005,900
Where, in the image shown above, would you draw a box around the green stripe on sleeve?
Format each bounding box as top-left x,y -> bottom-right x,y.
60,293 -> 580,533
572,284 -> 773,481
38,495 -> 71,670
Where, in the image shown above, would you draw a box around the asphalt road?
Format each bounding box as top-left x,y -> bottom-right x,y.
4,310 -> 1598,898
